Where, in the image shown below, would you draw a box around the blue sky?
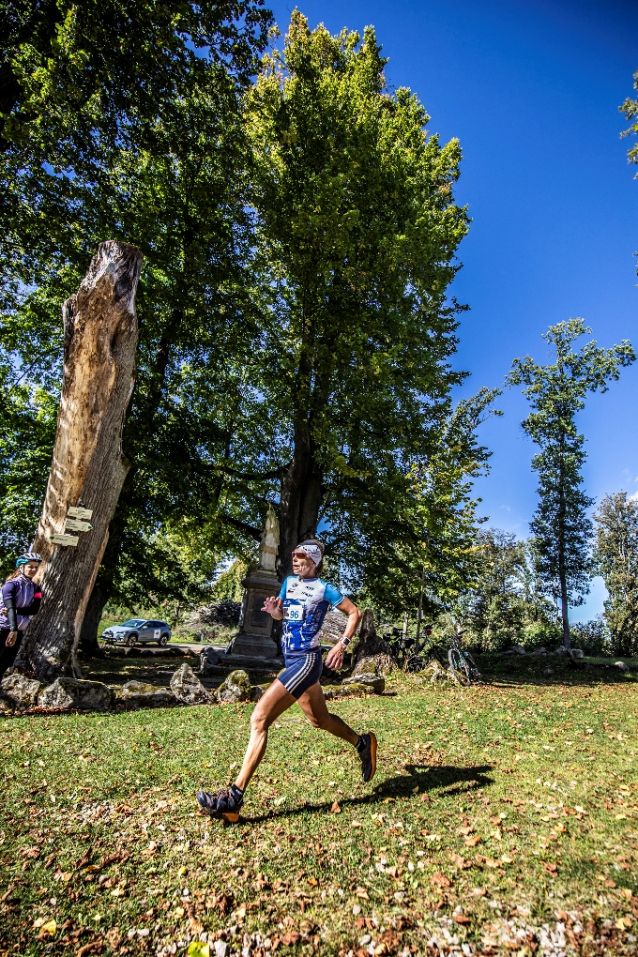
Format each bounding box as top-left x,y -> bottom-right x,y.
268,0 -> 638,620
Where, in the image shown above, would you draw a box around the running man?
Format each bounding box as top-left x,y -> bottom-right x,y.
197,540 -> 377,821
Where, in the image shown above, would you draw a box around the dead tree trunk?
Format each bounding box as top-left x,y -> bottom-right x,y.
24,241 -> 143,682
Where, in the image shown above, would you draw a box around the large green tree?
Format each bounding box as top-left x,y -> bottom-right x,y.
230,12 -> 470,578
1,1 -> 274,649
594,491 -> 638,656
508,320 -> 634,648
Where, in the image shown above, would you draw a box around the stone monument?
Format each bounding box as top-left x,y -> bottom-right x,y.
228,504 -> 280,659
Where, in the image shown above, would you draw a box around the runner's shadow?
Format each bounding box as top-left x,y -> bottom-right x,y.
242,763 -> 493,825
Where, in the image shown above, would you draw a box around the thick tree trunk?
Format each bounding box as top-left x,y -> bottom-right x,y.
277,431 -> 323,579
78,577 -> 111,658
24,241 -> 143,682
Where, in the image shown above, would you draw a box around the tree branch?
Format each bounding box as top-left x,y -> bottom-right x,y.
221,514 -> 262,541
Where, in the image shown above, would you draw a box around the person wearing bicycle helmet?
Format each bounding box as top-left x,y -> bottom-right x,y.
196,539 -> 377,822
0,553 -> 43,678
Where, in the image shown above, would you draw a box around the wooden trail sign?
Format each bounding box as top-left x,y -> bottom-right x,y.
50,533 -> 79,547
64,518 -> 93,533
67,506 -> 93,520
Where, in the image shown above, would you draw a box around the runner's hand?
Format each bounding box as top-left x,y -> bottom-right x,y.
261,596 -> 283,618
324,643 -> 346,671
6,631 -> 18,647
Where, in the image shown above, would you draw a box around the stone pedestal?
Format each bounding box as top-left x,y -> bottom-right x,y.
228,567 -> 279,659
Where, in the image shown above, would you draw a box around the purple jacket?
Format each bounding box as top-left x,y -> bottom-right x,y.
0,575 -> 41,631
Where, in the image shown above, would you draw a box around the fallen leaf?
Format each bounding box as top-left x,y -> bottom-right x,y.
307,877 -> 318,887
449,853 -> 472,870
454,914 -> 471,926
331,801 -> 341,814
355,887 -> 369,899
38,919 -> 57,937
543,863 -> 558,875
172,906 -> 185,918
188,945 -> 210,957
464,835 -> 482,847
431,872 -> 452,888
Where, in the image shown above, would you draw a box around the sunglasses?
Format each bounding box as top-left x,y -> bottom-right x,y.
292,551 -> 312,560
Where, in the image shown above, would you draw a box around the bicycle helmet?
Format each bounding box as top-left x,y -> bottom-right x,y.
16,552 -> 43,568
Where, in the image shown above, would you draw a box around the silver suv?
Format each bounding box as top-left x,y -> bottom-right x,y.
101,619 -> 172,647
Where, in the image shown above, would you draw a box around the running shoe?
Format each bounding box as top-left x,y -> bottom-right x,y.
358,732 -> 377,783
196,785 -> 243,823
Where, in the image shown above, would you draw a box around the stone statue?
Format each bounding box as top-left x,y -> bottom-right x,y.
258,503 -> 279,573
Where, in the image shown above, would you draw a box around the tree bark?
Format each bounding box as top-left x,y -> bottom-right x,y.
277,430 -> 323,579
78,576 -> 111,658
24,241 -> 143,682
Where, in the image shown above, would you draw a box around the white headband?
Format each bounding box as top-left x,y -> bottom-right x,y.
294,543 -> 322,566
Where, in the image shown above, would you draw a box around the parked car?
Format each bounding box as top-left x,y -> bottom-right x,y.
101,619 -> 172,647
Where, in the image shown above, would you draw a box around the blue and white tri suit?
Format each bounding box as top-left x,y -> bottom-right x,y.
276,576 -> 345,698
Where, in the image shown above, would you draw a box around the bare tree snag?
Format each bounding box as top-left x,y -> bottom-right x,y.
24,241 -> 143,682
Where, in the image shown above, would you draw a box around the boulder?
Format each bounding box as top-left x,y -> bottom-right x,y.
511,645 -> 526,655
0,698 -> 13,713
251,684 -> 265,702
200,646 -> 220,676
39,678 -> 115,711
170,663 -> 212,705
323,682 -> 374,700
215,670 -> 253,704
119,681 -> 175,709
352,657 -> 377,677
531,647 -> 548,656
571,649 -> 585,659
342,673 -> 385,693
1,673 -> 43,709
614,661 -> 630,672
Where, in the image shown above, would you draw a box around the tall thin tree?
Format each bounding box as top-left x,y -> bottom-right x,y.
508,319 -> 634,648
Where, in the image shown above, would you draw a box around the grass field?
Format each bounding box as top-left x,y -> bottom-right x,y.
1,659 -> 638,956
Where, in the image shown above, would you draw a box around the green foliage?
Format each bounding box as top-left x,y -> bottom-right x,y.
210,558 -> 250,603
620,67 -> 638,174
451,529 -> 560,652
242,12 -> 471,568
594,491 -> 638,656
1,0 -> 274,607
508,319 -> 635,645
353,388 -> 501,623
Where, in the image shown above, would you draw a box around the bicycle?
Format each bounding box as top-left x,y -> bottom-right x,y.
446,630 -> 482,686
387,625 -> 482,685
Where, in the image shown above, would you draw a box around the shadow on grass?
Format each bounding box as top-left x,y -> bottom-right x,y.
243,763 -> 494,825
477,655 -> 637,688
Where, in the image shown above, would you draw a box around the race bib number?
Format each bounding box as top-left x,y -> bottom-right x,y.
285,604 -> 303,622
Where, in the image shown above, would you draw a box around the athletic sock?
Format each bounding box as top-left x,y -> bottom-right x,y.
230,784 -> 244,801
355,735 -> 367,753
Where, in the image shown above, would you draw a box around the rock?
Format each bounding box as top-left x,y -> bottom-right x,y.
531,647 -> 548,655
342,673 -> 385,693
251,685 -> 265,702
214,941 -> 230,957
323,682 -> 374,700
571,649 -> 585,659
352,657 -> 377,677
614,661 -> 630,672
1,673 -> 43,709
215,670 -> 253,704
170,663 -> 212,705
0,698 -> 13,712
317,610 -> 349,645
200,646 -> 220,676
39,678 -> 115,711
119,681 -> 175,709
511,645 -> 526,655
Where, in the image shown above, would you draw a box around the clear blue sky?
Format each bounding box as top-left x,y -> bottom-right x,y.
267,0 -> 638,620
